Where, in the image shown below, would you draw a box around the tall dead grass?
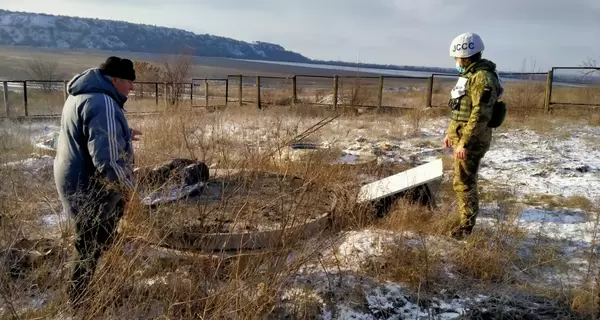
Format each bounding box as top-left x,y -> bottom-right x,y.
0,108 -> 381,319
342,166 -> 600,318
1,87 -> 600,318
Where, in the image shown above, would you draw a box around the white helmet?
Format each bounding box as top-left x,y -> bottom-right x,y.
449,32 -> 485,58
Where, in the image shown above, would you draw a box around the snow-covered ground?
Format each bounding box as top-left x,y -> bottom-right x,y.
2,113 -> 599,318
481,126 -> 600,200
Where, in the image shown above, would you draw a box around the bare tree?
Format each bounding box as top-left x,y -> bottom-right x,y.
23,58 -> 64,92
340,76 -> 372,107
159,50 -> 195,107
134,60 -> 161,81
581,57 -> 599,78
132,60 -> 161,99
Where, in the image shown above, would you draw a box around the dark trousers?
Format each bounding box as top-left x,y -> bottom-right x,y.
68,191 -> 124,307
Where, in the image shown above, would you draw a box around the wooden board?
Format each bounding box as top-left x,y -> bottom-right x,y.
356,158 -> 443,203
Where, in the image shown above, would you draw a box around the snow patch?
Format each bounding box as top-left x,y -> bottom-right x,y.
480,128 -> 600,199
41,211 -> 68,228
517,207 -> 598,244
285,269 -> 488,319
2,155 -> 54,173
336,229 -> 394,271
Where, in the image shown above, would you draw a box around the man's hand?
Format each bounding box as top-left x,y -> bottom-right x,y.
454,146 -> 467,160
131,128 -> 142,141
443,135 -> 451,148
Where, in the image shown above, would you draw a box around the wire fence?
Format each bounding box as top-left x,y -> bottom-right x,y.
1,66 -> 599,118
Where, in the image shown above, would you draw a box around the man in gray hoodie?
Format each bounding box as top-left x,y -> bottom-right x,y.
54,56 -> 140,308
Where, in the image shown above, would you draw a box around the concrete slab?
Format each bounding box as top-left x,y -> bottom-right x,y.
357,158 -> 443,203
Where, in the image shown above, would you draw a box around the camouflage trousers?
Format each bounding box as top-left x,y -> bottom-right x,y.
447,122 -> 492,229
453,153 -> 484,228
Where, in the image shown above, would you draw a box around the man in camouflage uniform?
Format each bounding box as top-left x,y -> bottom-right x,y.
443,32 -> 504,239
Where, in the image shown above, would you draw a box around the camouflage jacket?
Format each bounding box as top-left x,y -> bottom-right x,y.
446,59 -> 502,148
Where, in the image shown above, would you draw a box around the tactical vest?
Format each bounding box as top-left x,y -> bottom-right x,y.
448,69 -> 477,122
448,61 -> 500,122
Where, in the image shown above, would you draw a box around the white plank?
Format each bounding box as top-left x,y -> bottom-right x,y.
357,158 -> 443,203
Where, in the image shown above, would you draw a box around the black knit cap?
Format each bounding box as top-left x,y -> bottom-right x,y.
99,56 -> 136,81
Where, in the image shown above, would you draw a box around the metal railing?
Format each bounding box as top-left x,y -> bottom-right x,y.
1,66 -> 598,118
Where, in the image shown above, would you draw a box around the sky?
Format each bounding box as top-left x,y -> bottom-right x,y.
0,0 -> 599,72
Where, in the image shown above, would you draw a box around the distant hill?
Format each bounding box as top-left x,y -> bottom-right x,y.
0,9 -> 310,63
0,9 -> 460,75
0,9 -> 596,84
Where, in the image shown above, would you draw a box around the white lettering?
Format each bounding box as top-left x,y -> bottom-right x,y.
453,42 -> 475,52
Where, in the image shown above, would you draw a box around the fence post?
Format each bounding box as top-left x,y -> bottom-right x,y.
377,76 -> 384,109
544,70 -> 553,113
3,81 -> 9,117
256,76 -> 261,109
238,74 -> 243,106
292,75 -> 297,105
426,76 -> 434,108
190,82 -> 194,103
205,80 -> 209,108
64,81 -> 68,101
333,75 -> 339,110
225,78 -> 229,105
139,82 -> 144,100
155,83 -> 159,106
164,82 -> 168,107
22,81 -> 28,116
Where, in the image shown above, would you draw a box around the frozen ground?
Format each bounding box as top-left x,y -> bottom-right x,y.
2,114 -> 599,318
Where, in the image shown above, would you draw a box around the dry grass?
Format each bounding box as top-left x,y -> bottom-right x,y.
523,194 -> 595,212
0,108 -> 385,319
1,78 -> 600,318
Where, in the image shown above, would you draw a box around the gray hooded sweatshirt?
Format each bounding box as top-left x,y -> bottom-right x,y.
54,68 -> 135,217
